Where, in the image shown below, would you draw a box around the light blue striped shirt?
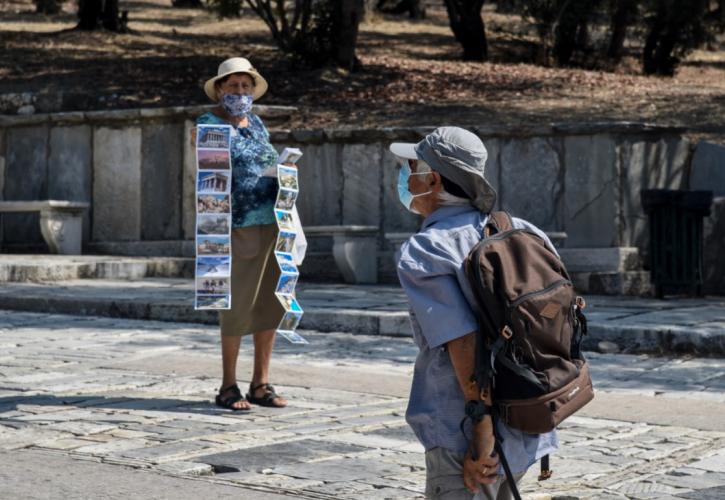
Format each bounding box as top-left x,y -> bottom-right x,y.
397,205 -> 559,474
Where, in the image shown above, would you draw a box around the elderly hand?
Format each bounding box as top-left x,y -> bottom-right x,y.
463,418 -> 499,493
463,449 -> 499,493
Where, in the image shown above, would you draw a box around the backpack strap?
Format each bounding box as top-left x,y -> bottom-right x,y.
483,211 -> 514,238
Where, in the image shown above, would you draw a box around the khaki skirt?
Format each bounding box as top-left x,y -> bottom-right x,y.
220,224 -> 285,337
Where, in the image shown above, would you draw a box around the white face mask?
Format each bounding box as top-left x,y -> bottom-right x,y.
397,162 -> 432,214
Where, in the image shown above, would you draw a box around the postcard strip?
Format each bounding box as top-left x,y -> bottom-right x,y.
195,124 -> 233,310
273,148 -> 307,344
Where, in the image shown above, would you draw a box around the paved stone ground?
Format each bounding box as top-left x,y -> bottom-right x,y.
1,279 -> 724,355
1,310 -> 725,499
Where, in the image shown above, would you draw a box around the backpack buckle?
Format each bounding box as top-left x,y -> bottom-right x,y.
501,325 -> 513,340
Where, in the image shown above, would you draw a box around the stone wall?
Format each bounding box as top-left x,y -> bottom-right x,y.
0,107 -> 692,260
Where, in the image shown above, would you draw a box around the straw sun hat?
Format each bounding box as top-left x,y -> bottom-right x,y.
203,57 -> 268,102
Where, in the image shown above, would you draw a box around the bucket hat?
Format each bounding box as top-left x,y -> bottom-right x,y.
204,57 -> 268,102
390,127 -> 497,213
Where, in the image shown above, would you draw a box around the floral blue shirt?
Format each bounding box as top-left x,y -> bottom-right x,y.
196,112 -> 278,228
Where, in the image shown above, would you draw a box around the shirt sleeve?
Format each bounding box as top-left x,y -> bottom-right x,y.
195,112 -> 216,125
249,113 -> 270,140
397,237 -> 479,349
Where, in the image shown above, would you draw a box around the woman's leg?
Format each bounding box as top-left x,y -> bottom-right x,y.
219,333 -> 250,410
250,328 -> 288,407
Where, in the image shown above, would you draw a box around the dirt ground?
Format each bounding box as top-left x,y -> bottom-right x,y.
1,0 -> 724,134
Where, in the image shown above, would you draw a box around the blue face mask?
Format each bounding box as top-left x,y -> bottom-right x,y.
222,93 -> 254,117
397,162 -> 433,212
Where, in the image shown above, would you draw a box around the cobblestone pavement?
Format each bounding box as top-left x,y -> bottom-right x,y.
1,310 -> 725,499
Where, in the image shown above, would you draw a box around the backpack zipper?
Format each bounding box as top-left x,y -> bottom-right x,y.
509,279 -> 571,308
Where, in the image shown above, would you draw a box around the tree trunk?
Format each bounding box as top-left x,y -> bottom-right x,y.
607,0 -> 637,61
444,0 -> 488,61
102,0 -> 120,31
77,0 -> 101,29
643,0 -> 707,75
335,0 -> 365,70
77,0 -> 126,31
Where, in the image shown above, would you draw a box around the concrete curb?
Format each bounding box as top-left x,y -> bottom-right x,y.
0,295 -> 412,337
2,291 -> 724,355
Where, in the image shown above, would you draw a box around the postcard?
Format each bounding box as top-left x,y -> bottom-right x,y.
197,214 -> 230,235
277,166 -> 298,191
196,256 -> 231,277
275,230 -> 296,254
275,209 -> 294,231
278,147 -> 303,165
196,277 -> 230,295
276,272 -> 298,295
197,125 -> 231,149
197,149 -> 231,171
275,188 -> 298,211
197,235 -> 231,255
277,329 -> 308,344
276,293 -> 303,313
198,194 -> 231,214
197,171 -> 231,194
196,294 -> 231,310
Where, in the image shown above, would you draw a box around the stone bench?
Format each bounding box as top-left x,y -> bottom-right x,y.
0,200 -> 90,254
304,225 -> 378,284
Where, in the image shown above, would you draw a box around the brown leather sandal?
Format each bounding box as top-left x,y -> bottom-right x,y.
215,383 -> 250,411
246,383 -> 287,408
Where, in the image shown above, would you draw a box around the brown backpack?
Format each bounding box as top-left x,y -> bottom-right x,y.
464,212 -> 594,435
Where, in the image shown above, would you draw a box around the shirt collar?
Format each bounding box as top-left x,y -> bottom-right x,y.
421,205 -> 478,230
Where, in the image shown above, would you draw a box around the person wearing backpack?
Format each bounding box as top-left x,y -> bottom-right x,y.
391,127 -> 571,499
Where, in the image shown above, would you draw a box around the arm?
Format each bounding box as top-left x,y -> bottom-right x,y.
448,332 -> 500,492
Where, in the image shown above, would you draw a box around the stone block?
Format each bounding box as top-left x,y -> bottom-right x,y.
704,197 -> 725,295
0,128 -> 5,244
564,135 -> 619,247
181,120 -> 196,239
3,125 -> 48,245
141,123 -> 183,240
92,126 -> 142,241
48,125 -> 92,243
499,137 -> 563,230
691,142 -> 725,196
0,127 -> 5,199
584,271 -> 652,296
620,137 -> 689,250
341,144 -> 382,226
332,231 -> 378,284
381,146 -> 422,234
291,143 -> 343,226
559,247 -> 641,273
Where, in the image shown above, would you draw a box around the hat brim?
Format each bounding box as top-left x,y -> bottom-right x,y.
204,70 -> 268,103
389,142 -> 418,160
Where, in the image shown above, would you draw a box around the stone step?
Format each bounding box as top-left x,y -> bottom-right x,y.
0,279 -> 411,337
0,278 -> 723,355
0,255 -> 193,283
571,271 -> 653,296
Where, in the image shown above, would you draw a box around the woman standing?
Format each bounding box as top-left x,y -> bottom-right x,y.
197,57 -> 287,410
